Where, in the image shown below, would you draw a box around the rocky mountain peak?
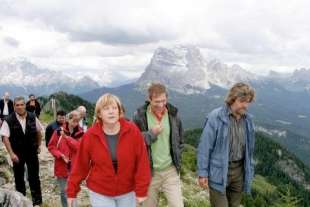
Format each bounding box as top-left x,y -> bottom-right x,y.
137,45 -> 255,94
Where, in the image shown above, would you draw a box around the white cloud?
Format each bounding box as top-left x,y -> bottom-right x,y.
1,0 -> 310,82
3,36 -> 20,47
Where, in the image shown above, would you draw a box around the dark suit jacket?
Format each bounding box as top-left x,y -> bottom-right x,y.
0,99 -> 14,119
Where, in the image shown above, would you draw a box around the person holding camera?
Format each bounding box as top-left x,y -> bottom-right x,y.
45,110 -> 66,147
48,110 -> 84,207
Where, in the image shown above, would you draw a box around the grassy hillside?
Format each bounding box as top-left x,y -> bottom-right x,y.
38,91 -> 95,124
182,129 -> 310,207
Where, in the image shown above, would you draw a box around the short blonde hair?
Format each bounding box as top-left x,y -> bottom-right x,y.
95,93 -> 122,123
225,82 -> 255,106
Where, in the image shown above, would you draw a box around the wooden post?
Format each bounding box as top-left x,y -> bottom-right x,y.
51,98 -> 56,120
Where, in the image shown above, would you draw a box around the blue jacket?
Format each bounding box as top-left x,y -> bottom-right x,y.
45,121 -> 62,147
197,105 -> 255,193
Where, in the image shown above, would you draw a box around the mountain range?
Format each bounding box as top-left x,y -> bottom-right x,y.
2,46 -> 310,96
0,57 -> 100,96
1,45 -> 310,166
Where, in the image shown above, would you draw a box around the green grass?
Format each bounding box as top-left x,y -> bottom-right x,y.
252,175 -> 277,195
39,112 -> 54,125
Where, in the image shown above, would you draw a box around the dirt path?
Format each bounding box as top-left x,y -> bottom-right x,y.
0,133 -> 91,206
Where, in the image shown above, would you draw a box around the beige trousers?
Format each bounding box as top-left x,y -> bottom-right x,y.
142,166 -> 184,207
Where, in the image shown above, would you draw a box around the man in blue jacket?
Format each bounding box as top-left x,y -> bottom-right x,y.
197,82 -> 256,207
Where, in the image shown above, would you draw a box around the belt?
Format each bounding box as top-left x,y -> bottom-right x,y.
228,159 -> 244,168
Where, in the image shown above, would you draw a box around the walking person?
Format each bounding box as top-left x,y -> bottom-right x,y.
48,110 -> 83,207
26,94 -> 41,118
197,82 -> 256,207
0,96 -> 43,206
133,83 -> 184,207
66,94 -> 151,207
77,105 -> 88,132
45,110 -> 66,147
0,92 -> 14,122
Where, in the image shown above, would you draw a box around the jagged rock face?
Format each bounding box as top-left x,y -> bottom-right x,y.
137,46 -> 209,93
137,45 -> 255,94
0,189 -> 33,207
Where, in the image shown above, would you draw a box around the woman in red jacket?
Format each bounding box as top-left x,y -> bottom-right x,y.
67,93 -> 151,207
48,110 -> 84,207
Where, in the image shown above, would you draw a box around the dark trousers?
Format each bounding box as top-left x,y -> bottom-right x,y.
209,160 -> 244,207
12,151 -> 42,205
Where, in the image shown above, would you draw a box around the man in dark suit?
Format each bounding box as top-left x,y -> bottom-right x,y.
0,92 -> 14,121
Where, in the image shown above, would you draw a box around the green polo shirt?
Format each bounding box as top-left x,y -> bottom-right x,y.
147,106 -> 172,171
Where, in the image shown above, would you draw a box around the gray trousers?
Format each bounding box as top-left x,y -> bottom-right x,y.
57,178 -> 77,207
209,160 -> 244,207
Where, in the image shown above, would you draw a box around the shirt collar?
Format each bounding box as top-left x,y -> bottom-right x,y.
15,112 -> 27,120
227,105 -> 247,119
148,105 -> 167,122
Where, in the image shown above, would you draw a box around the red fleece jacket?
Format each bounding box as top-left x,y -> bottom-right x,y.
66,118 -> 151,198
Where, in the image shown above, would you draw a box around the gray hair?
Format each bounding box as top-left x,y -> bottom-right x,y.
13,96 -> 25,105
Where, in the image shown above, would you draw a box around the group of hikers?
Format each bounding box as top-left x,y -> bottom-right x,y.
0,82 -> 256,207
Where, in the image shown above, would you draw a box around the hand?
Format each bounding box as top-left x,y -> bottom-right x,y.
61,154 -> 70,164
67,198 -> 75,207
198,176 -> 209,189
151,123 -> 163,136
60,129 -> 66,137
136,196 -> 147,204
10,153 -> 19,163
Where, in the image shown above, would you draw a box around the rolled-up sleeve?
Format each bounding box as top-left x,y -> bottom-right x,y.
0,121 -> 10,138
35,118 -> 44,133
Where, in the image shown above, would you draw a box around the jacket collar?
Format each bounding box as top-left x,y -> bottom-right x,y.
88,118 -> 130,138
137,101 -> 178,117
218,104 -> 249,124
63,122 -> 83,138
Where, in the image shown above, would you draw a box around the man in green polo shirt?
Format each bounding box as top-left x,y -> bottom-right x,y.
133,83 -> 184,207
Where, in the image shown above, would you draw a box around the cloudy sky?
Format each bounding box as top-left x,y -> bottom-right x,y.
1,0 -> 310,85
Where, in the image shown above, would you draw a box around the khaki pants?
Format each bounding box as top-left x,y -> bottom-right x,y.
142,166 -> 184,207
209,160 -> 244,207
